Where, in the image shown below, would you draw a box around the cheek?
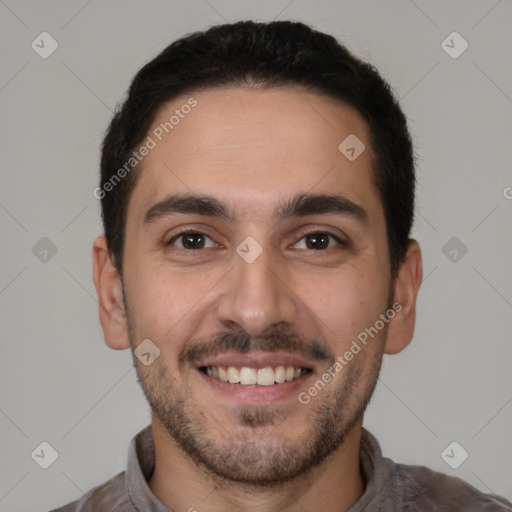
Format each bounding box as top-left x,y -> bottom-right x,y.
127,263 -> 218,338
296,265 -> 388,344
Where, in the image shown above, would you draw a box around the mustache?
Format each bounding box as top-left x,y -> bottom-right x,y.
178,327 -> 334,370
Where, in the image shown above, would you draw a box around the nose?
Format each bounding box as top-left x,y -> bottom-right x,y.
215,248 -> 298,337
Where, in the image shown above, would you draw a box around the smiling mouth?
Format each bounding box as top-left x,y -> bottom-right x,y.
199,365 -> 311,386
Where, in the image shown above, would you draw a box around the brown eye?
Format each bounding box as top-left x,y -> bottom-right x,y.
168,232 -> 216,250
305,233 -> 330,250
294,232 -> 343,250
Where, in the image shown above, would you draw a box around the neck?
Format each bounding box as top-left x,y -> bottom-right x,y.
148,415 -> 366,512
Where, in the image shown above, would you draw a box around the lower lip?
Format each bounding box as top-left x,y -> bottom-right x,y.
197,369 -> 313,404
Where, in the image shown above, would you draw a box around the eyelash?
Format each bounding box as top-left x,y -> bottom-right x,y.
166,230 -> 219,250
165,228 -> 347,252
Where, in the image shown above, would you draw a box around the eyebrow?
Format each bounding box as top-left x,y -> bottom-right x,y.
143,193 -> 369,227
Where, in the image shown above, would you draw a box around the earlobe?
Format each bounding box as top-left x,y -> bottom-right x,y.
92,236 -> 131,350
384,239 -> 423,355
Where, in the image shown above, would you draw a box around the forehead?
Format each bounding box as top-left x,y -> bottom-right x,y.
128,87 -> 382,226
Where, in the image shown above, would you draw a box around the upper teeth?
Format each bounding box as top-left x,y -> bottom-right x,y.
204,366 -> 306,386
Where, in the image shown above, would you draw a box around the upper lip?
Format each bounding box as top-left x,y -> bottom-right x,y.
196,351 -> 315,371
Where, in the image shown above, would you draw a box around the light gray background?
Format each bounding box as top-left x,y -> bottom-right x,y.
1,1 -> 511,510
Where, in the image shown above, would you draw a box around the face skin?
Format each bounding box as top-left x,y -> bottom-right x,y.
93,87 -> 422,512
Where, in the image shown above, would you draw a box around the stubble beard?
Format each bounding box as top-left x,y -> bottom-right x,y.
128,320 -> 385,487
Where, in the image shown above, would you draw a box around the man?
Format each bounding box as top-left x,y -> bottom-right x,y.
51,20 -> 511,512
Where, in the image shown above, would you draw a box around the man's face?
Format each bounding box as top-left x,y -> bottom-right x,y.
122,87 -> 394,484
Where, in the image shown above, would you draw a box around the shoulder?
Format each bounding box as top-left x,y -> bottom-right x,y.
47,471 -> 134,512
358,428 -> 511,511
391,462 -> 512,511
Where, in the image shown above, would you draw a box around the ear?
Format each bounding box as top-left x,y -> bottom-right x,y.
384,239 -> 423,355
92,236 -> 131,350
